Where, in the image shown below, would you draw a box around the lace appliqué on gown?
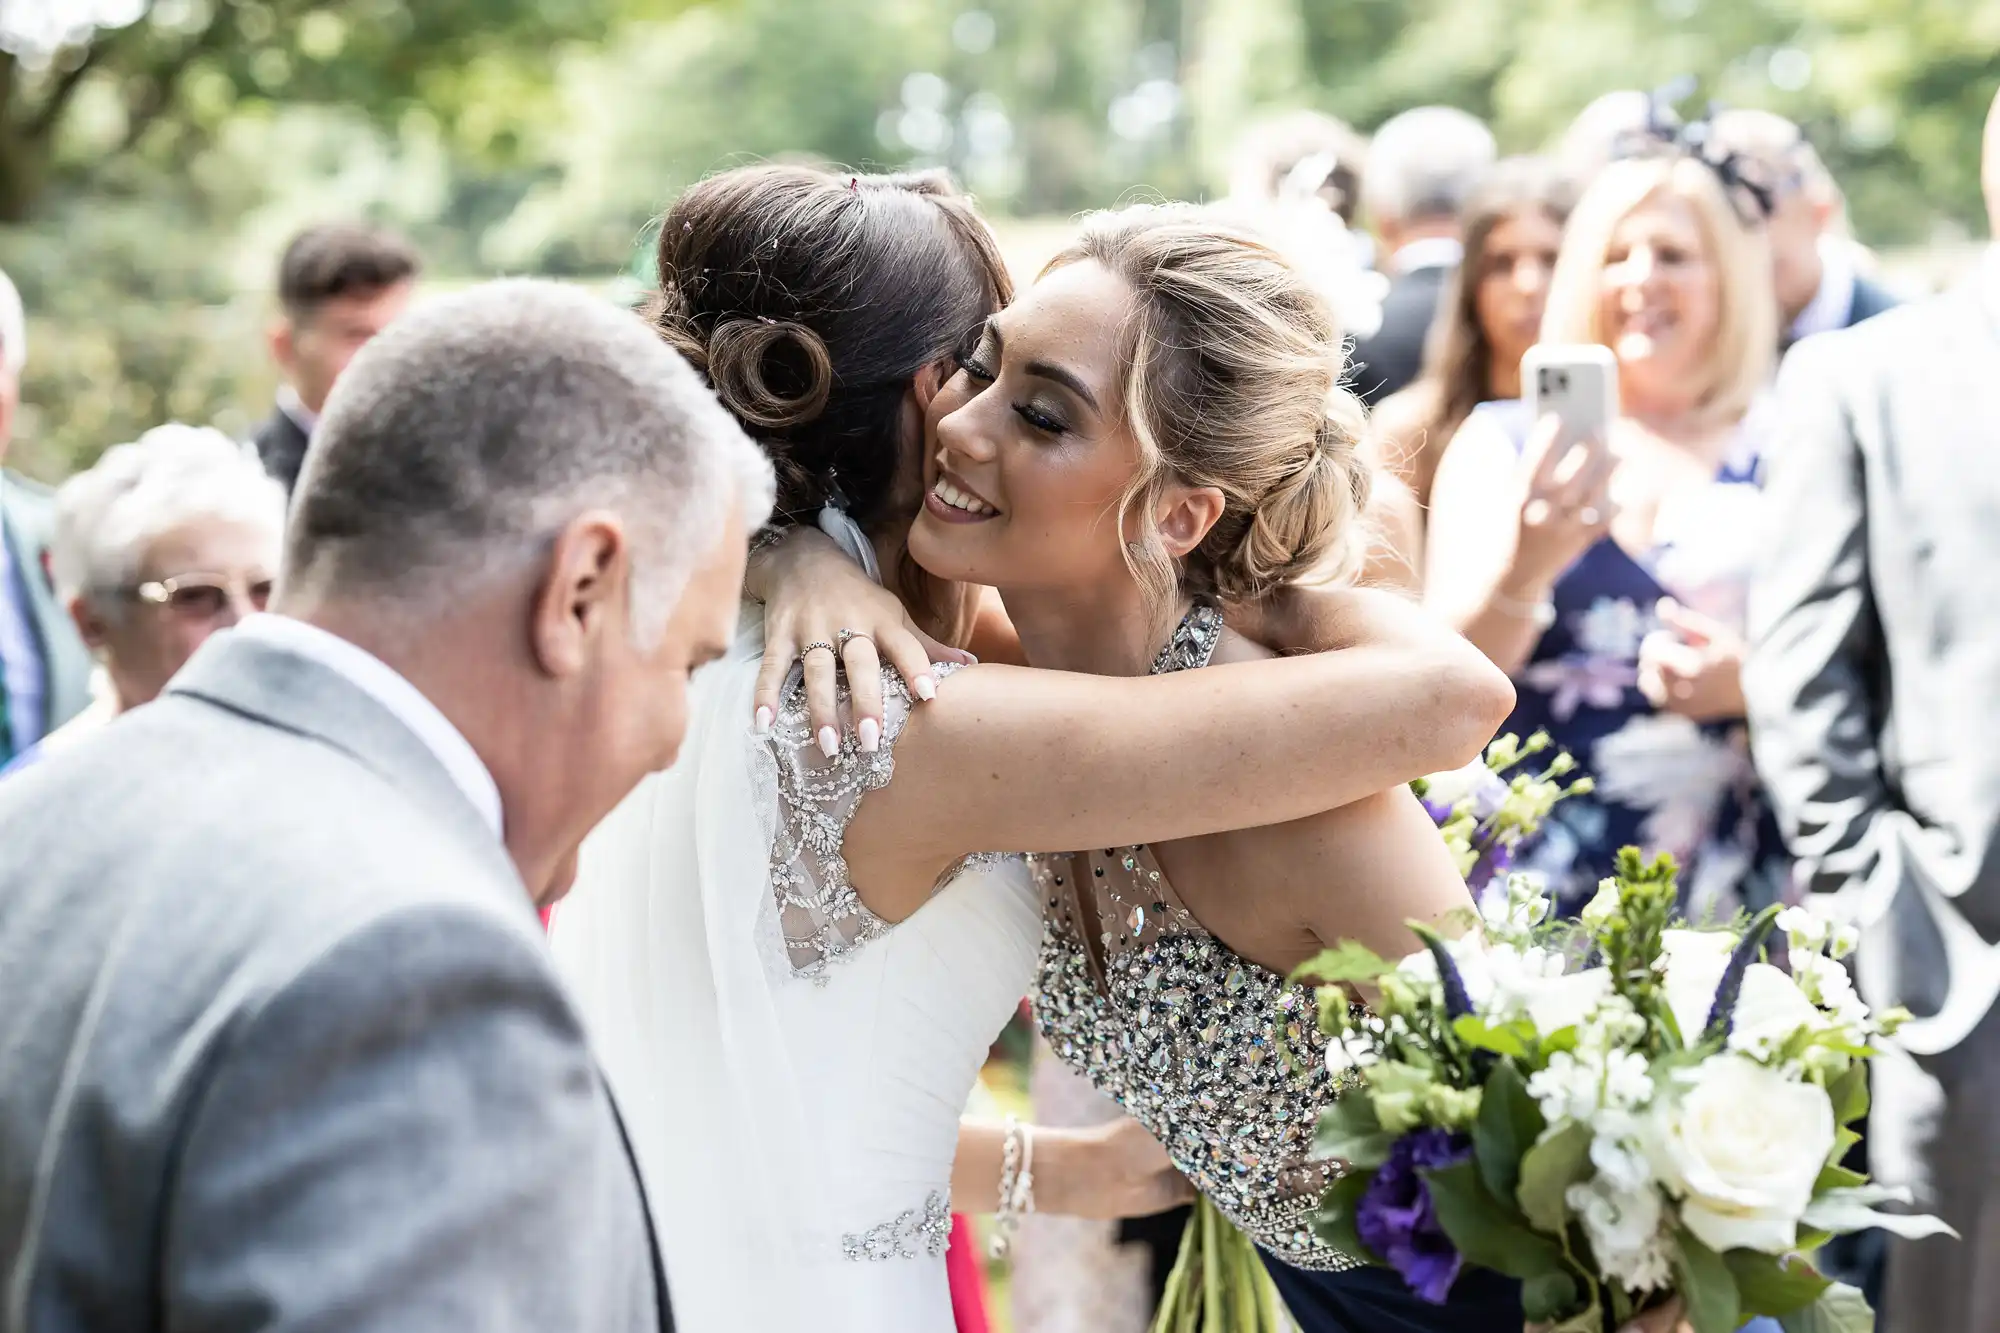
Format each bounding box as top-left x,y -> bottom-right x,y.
766,660 -> 1011,979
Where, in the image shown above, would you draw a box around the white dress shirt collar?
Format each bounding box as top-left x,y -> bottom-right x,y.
1789,236 -> 1858,343
276,384 -> 320,437
1390,235 -> 1464,276
234,614 -> 504,839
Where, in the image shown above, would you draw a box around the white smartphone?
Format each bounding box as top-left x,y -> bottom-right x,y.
1523,344 -> 1619,451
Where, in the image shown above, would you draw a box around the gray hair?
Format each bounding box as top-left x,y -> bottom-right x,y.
0,267 -> 24,378
51,424 -> 287,615
1362,106 -> 1498,227
287,278 -> 775,646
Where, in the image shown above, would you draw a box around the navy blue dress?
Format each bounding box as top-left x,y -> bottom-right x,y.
1475,400 -> 1791,923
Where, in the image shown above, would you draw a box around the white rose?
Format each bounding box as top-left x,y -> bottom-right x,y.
1646,1055 -> 1834,1254
1658,929 -> 1735,1040
1725,963 -> 1826,1060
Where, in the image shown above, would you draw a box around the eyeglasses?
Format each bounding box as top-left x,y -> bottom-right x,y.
126,572 -> 274,618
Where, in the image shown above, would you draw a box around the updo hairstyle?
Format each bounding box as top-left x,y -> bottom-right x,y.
1043,205 -> 1372,608
649,165 -> 1012,534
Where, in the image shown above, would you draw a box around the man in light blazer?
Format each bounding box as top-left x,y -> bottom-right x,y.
0,279 -> 775,1331
1745,87 -> 2000,1333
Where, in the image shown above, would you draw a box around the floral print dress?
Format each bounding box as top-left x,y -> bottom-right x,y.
1477,400 -> 1792,922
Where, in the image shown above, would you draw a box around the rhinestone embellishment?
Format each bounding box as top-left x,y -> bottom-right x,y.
1027,601 -> 1362,1273
841,1190 -> 952,1261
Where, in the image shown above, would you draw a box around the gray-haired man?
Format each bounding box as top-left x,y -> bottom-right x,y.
0,279 -> 774,1330
1348,105 -> 1497,406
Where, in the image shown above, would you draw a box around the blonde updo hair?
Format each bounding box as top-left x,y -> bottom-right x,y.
1042,204 -> 1371,608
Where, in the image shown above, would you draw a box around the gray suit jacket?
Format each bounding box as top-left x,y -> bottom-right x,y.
0,631 -> 670,1330
1746,267 -> 2000,1056
0,472 -> 93,739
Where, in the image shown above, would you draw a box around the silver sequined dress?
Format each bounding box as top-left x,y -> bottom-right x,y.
1030,602 -> 1363,1273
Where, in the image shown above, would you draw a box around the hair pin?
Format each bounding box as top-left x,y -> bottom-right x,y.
757,316 -> 776,326
682,221 -> 693,232
849,177 -> 859,192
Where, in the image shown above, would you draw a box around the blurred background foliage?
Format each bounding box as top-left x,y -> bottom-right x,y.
2,0 -> 1997,479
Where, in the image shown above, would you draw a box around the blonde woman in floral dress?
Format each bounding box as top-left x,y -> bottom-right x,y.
1426,148 -> 1792,921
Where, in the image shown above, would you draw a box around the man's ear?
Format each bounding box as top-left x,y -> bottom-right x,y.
67,595 -> 109,653
528,511 -> 627,677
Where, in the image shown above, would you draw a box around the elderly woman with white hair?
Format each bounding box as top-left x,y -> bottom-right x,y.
1,424 -> 285,774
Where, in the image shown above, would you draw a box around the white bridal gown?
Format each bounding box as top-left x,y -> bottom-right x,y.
552,603 -> 1040,1333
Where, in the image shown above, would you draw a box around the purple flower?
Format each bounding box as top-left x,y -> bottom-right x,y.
1354,1129 -> 1473,1303
1465,838 -> 1513,894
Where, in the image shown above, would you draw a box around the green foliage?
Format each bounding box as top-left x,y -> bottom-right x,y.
1515,1121 -> 1592,1235
1670,1226 -> 1743,1333
1471,1060 -> 1543,1205
1419,1160 -> 1568,1281
1726,1251 -> 1835,1319
1776,1283 -> 1876,1333
5,0 -> 1995,477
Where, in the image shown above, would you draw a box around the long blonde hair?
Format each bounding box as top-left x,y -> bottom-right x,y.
1539,155 -> 1776,425
1042,204 -> 1372,610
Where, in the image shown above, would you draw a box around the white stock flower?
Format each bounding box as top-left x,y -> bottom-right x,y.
1394,935 -> 1494,1009
1646,1055 -> 1834,1254
1776,905 -> 1830,954
1480,874 -> 1554,941
1525,1044 -> 1652,1131
1588,1109 -> 1654,1193
1829,923 -> 1860,960
1566,1174 -> 1673,1293
1658,929 -> 1735,1040
1793,952 -> 1869,1028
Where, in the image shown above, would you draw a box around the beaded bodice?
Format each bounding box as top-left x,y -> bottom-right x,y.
1030,603 -> 1362,1272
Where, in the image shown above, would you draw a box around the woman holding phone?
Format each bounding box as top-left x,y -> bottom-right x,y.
1424,147 -> 1791,919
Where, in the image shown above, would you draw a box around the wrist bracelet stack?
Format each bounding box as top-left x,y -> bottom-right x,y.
988,1115 -> 1036,1260
1489,588 -> 1557,629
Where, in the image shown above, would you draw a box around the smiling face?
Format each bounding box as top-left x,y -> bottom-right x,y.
1595,190 -> 1724,405
910,259 -> 1149,596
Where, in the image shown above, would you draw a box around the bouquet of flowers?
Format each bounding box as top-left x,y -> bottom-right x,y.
1297,851 -> 1954,1333
1149,735 -> 1591,1333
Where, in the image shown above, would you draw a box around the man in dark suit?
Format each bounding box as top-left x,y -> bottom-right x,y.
0,279 -> 777,1331
1710,109 -> 1899,352
1346,106 -> 1496,406
0,268 -> 92,767
252,222 -> 420,496
1744,87 -> 2000,1333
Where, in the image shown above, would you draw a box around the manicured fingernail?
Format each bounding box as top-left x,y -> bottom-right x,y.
857,717 -> 881,753
754,706 -> 773,734
960,651 -> 979,665
913,674 -> 937,702
817,726 -> 839,758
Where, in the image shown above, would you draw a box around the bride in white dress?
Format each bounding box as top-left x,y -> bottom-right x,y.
550,165 -> 1515,1333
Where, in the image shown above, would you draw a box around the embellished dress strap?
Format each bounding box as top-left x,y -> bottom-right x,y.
765,660 -> 972,977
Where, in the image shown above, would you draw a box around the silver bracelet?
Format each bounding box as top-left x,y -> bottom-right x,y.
1488,589 -> 1556,630
988,1115 -> 1036,1260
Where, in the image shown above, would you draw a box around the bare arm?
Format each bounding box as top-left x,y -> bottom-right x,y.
1288,786 -> 1476,965
1425,411 -> 1614,674
844,634 -> 1513,919
951,1117 -> 1191,1218
1743,339 -> 1892,898
756,526 -> 1506,744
